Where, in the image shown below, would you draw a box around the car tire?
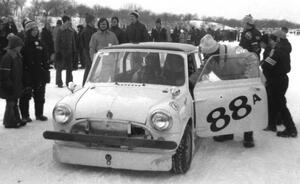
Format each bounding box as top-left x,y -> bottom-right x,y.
171,124 -> 193,174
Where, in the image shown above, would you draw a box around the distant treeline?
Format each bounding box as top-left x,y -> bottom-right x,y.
1,0 -> 300,29
202,17 -> 300,29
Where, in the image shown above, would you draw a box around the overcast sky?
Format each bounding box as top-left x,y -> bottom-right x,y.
74,0 -> 300,23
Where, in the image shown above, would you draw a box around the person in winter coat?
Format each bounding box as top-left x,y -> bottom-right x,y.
151,18 -> 168,42
41,22 -> 54,65
0,35 -> 26,128
77,24 -> 85,68
55,15 -> 77,88
19,20 -> 50,123
191,34 -> 260,148
81,14 -> 97,86
52,20 -> 62,49
125,10 -> 149,43
239,14 -> 262,58
261,30 -> 297,137
110,16 -> 126,44
83,18 -> 118,85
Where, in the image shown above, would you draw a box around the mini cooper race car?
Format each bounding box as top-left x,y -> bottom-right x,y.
43,42 -> 267,174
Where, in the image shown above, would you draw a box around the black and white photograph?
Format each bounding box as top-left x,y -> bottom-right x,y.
0,0 -> 299,183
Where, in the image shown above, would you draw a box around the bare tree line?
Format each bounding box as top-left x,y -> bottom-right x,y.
1,0 -> 300,29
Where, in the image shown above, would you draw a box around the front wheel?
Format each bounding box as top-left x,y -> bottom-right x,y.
171,124 -> 193,174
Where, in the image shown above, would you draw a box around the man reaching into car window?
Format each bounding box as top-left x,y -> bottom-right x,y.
191,34 -> 260,148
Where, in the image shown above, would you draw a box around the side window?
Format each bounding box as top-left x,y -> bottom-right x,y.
199,54 -> 260,82
187,54 -> 197,76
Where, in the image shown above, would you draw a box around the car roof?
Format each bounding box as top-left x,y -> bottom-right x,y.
103,42 -> 198,53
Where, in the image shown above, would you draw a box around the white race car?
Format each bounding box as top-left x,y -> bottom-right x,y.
43,42 -> 267,174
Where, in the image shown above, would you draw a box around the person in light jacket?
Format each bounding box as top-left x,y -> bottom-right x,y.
83,17 -> 118,85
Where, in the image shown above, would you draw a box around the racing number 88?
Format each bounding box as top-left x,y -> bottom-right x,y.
206,96 -> 252,132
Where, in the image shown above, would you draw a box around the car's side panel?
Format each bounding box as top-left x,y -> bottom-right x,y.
194,78 -> 268,137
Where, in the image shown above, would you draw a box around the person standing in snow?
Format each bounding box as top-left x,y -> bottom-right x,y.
0,35 -> 26,128
110,16 -> 126,44
41,22 -> 54,66
261,30 -> 297,137
84,18 -> 118,85
239,14 -> 262,58
81,14 -> 97,86
19,20 -> 50,123
54,15 -> 77,88
151,18 -> 168,42
125,10 -> 149,43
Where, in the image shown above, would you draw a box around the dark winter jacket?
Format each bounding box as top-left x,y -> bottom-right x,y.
110,26 -> 126,44
82,25 -> 97,51
171,28 -> 180,43
151,27 -> 168,42
261,42 -> 291,81
55,25 -> 77,70
239,27 -> 262,57
41,27 -> 54,56
21,35 -> 49,87
0,49 -> 23,100
126,21 -> 149,43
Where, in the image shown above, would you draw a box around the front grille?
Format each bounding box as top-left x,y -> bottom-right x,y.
71,120 -> 153,140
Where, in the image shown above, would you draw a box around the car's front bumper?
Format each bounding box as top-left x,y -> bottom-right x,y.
44,131 -> 178,171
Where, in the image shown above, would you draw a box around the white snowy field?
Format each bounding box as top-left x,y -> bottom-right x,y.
0,36 -> 300,184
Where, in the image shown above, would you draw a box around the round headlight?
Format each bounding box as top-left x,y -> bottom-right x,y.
53,105 -> 72,124
151,111 -> 173,131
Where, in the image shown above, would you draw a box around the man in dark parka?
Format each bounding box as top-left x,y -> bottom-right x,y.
0,35 -> 26,128
55,15 -> 77,87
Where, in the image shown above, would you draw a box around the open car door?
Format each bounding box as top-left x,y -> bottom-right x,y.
193,53 -> 268,137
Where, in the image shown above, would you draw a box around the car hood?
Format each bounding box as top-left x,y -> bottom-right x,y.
75,85 -> 171,124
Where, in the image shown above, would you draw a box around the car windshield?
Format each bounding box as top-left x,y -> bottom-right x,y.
88,51 -> 185,86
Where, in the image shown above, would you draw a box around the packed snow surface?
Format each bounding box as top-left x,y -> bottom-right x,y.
1,36 -> 300,184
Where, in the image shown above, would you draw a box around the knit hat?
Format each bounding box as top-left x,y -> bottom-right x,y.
7,35 -> 24,49
24,20 -> 38,32
199,34 -> 220,54
271,30 -> 286,39
243,14 -> 254,25
130,10 -> 140,18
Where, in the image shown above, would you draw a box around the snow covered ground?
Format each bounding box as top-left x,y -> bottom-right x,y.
0,36 -> 300,184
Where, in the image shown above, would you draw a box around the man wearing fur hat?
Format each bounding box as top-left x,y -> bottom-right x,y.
261,30 -> 297,137
125,10 -> 149,43
191,34 -> 259,148
239,14 -> 262,58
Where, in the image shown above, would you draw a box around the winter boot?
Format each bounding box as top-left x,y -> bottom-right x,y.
243,131 -> 255,148
22,117 -> 32,123
277,128 -> 297,138
36,115 -> 48,121
35,102 -> 47,121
